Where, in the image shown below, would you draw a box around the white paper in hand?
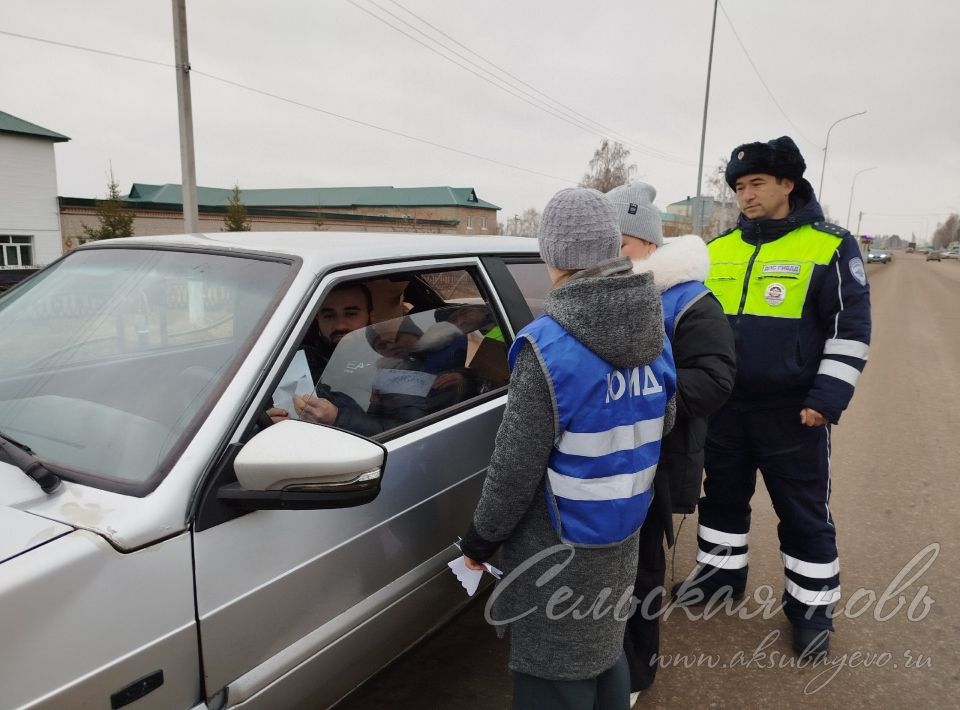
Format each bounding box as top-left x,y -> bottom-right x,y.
447,557 -> 503,597
273,350 -> 315,420
448,557 -> 483,596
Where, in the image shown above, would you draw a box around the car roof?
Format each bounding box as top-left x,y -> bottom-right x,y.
78,231 -> 541,271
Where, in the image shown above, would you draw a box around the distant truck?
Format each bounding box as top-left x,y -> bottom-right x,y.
906,242 -> 917,253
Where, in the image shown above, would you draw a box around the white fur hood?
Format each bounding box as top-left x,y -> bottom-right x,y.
631,234 -> 710,292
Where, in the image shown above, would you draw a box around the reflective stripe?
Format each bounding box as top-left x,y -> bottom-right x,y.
784,578 -> 841,606
697,549 -> 748,569
823,338 -> 870,360
547,464 -> 657,502
818,359 -> 861,386
557,417 -> 665,457
782,553 -> 840,579
698,525 -> 749,548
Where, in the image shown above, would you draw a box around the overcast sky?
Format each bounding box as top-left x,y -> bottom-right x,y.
2,0 -> 958,241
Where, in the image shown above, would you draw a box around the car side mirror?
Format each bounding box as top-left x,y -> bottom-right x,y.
218,420 -> 386,510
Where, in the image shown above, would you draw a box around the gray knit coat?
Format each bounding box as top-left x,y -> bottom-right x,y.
461,257 -> 675,681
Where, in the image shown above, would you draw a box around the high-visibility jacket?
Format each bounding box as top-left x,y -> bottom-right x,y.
509,315 -> 676,546
706,220 -> 870,422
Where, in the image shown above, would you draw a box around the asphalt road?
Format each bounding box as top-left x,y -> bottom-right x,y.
337,252 -> 960,709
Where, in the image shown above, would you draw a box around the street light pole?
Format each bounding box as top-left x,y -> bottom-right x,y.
693,0 -> 719,237
818,110 -> 867,201
845,166 -> 878,231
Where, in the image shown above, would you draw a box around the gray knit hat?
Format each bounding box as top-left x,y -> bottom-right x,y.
537,187 -> 620,270
605,182 -> 663,247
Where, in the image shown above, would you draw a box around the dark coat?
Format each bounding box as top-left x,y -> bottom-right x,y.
631,236 -> 736,546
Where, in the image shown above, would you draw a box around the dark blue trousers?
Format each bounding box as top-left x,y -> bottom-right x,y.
697,404 -> 839,630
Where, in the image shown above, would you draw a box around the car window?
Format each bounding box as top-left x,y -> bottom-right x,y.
504,261 -> 550,318
270,266 -> 510,439
0,248 -> 295,493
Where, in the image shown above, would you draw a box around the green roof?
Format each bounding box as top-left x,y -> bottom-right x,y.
124,184 -> 500,211
0,111 -> 69,142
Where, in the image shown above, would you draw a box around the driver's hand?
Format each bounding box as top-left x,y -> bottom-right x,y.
266,406 -> 289,424
294,393 -> 339,424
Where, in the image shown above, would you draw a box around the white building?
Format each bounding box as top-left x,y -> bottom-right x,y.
0,111 -> 69,289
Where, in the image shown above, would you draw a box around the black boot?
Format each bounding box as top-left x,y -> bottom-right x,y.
792,626 -> 830,660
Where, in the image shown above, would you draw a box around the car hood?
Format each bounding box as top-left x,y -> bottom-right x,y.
0,462 -> 74,563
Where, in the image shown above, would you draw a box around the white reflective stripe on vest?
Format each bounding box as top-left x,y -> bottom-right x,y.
782,552 -> 840,579
823,338 -> 870,360
546,463 -> 657,502
696,549 -> 748,569
784,578 -> 841,606
555,416 -> 666,458
817,359 -> 862,386
698,525 -> 749,548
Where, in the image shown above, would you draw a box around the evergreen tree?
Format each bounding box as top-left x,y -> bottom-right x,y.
223,184 -> 251,232
82,171 -> 135,240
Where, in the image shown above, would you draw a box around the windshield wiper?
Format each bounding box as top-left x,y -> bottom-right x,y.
0,431 -> 61,493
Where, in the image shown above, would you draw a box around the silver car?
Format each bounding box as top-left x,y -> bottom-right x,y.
0,232 -> 548,709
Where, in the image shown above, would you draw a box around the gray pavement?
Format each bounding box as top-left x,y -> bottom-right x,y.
337,252 -> 960,709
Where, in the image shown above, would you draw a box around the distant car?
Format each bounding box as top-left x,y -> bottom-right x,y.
867,250 -> 891,264
926,250 -> 942,261
941,249 -> 959,259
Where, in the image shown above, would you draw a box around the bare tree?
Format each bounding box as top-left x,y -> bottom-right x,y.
932,213 -> 959,249
579,139 -> 637,193
705,156 -> 738,236
508,208 -> 541,238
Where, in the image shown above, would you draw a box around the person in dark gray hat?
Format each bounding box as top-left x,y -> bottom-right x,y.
606,182 -> 735,703
673,135 -> 872,661
459,187 -> 677,709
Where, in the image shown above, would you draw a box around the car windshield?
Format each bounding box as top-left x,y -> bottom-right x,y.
0,247 -> 294,494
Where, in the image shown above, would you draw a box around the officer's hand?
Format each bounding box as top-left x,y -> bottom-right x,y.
800,408 -> 827,427
433,372 -> 466,391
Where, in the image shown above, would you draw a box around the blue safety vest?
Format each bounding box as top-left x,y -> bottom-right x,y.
661,281 -> 709,338
510,316 -> 676,546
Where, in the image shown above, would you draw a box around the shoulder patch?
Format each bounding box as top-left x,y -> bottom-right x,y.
812,221 -> 849,237
849,257 -> 867,286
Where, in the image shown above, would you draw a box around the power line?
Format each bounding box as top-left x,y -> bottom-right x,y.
384,0 -> 696,166
1,28 -> 577,184
0,29 -> 173,68
349,0 -> 696,167
716,3 -> 817,148
345,0 -> 603,140
191,69 -> 577,182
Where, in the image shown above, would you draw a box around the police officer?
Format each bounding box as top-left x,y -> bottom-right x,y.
673,136 -> 871,659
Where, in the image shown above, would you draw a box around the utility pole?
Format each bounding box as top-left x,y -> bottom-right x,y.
172,0 -> 199,233
693,0 -> 719,238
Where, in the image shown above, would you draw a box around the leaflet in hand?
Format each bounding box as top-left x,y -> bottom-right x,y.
447,556 -> 503,597
273,350 -> 316,420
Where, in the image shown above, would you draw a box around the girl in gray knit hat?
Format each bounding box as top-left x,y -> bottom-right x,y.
460,187 -> 676,709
